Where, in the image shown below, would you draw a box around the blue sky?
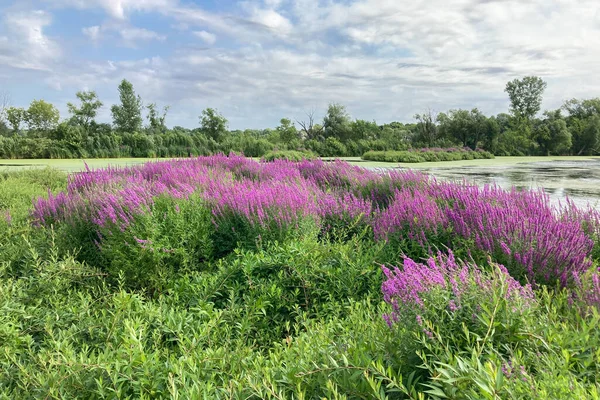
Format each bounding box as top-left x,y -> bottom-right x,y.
0,0 -> 599,129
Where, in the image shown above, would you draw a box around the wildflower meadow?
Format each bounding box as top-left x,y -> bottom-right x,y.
1,154 -> 599,398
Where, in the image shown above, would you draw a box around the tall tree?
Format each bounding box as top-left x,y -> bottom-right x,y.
438,108 -> 490,149
25,99 -> 60,132
111,79 -> 143,133
146,103 -> 169,132
351,119 -> 380,141
563,98 -> 600,155
505,76 -> 547,122
276,118 -> 299,145
533,110 -> 571,155
323,103 -> 352,141
5,107 -> 25,132
413,109 -> 439,147
67,91 -> 103,131
199,108 -> 227,141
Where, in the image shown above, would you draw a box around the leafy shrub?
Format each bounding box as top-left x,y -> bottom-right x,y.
363,148 -> 495,163
1,164 -> 600,398
262,149 -> 317,161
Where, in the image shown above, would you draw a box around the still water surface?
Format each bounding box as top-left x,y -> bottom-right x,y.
415,159 -> 600,209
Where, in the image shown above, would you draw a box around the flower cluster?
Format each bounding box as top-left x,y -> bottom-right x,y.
31,155 -> 598,288
381,252 -> 535,328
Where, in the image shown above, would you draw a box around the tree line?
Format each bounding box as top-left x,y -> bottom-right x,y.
0,76 -> 598,159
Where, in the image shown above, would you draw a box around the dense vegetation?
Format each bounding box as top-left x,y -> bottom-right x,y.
1,155 -> 599,398
1,76 -> 599,160
362,147 -> 495,163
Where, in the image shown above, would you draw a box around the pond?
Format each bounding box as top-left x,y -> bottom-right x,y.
413,159 -> 600,209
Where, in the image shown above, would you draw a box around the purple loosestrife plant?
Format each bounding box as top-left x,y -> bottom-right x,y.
30,156 -> 599,291
374,187 -> 449,257
440,182 -> 594,286
381,251 -> 536,368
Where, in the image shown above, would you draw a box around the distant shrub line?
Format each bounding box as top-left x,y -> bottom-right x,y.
362,147 -> 495,163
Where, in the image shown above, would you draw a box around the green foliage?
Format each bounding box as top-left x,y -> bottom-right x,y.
311,137 -> 348,157
4,79 -> 599,158
323,103 -> 352,142
111,79 -> 143,133
505,76 -> 547,122
262,149 -> 317,161
222,132 -> 274,157
276,118 -> 300,145
496,129 -> 536,156
533,110 -> 572,155
146,103 -> 169,133
200,108 -> 228,142
6,106 -> 26,132
91,195 -> 214,291
67,91 -> 103,131
0,169 -> 599,397
564,98 -> 600,155
437,108 -> 494,150
363,149 -> 494,163
414,110 -> 440,147
25,99 -> 60,133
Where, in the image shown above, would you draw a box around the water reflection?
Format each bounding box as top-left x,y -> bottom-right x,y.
419,160 -> 600,209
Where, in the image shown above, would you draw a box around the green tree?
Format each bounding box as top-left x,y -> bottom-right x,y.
380,122 -> 411,150
199,108 -> 228,141
562,98 -> 600,155
437,108 -> 490,149
276,118 -> 299,146
111,79 -> 143,133
323,103 -> 352,141
351,119 -> 380,141
5,107 -> 26,132
25,100 -> 60,133
146,103 -> 169,132
533,110 -> 571,155
413,109 -> 439,147
67,91 -> 103,131
563,98 -> 600,119
505,76 -> 547,122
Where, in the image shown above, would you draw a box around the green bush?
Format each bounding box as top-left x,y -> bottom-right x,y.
262,149 -> 317,161
363,148 -> 494,163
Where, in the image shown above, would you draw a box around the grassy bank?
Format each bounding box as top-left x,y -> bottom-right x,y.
1,157 -> 600,398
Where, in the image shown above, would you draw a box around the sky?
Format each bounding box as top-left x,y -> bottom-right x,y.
0,0 -> 599,130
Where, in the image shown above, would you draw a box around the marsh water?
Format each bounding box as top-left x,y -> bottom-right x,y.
414,159 -> 600,210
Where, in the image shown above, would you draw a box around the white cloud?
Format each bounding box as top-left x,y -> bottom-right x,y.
82,25 -> 101,41
79,23 -> 166,47
193,30 -> 217,45
250,8 -> 293,35
4,0 -> 600,128
119,27 -> 166,45
49,0 -> 177,19
0,10 -> 61,71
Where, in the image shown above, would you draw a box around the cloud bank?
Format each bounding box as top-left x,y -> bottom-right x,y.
1,0 -> 599,128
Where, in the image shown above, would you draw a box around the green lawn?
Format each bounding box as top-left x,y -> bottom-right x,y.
1,155 -> 599,172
